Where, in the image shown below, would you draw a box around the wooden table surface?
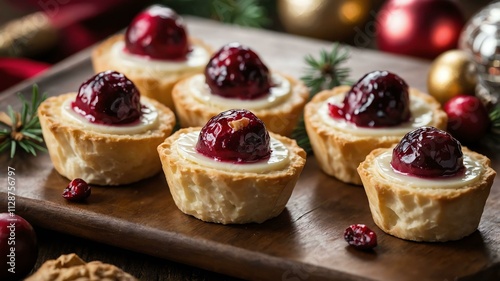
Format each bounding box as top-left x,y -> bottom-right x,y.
1,17 -> 500,281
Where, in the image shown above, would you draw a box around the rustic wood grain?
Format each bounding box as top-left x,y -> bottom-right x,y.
33,227 -> 241,281
1,17 -> 500,281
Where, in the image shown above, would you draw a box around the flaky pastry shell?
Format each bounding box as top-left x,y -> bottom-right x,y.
358,147 -> 495,242
304,85 -> 447,185
172,73 -> 309,136
38,93 -> 176,185
157,127 -> 307,224
92,34 -> 212,110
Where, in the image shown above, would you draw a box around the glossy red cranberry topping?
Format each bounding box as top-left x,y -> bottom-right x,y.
205,43 -> 272,100
196,109 -> 271,163
72,70 -> 141,125
391,127 -> 465,178
329,70 -> 411,127
344,224 -> 377,250
62,178 -> 91,202
125,5 -> 189,60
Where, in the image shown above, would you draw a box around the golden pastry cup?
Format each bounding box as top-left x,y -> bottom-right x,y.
304,85 -> 447,185
172,73 -> 309,137
157,127 -> 307,224
38,93 -> 176,185
92,34 -> 212,110
358,147 -> 496,242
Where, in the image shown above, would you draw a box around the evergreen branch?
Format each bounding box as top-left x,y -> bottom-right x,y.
212,0 -> 269,27
7,106 -> 17,129
292,43 -> 352,154
10,140 -> 16,159
0,140 -> 9,152
20,131 -> 44,142
490,106 -> 500,129
0,84 -> 47,158
301,43 -> 352,98
23,115 -> 41,130
24,139 -> 47,155
25,128 -> 43,134
18,140 -> 34,156
21,100 -> 28,128
162,0 -> 269,28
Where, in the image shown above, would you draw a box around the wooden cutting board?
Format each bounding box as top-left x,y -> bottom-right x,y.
1,17 -> 499,281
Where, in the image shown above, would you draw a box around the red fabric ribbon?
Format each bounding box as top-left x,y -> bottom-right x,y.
0,0 -> 150,92
0,58 -> 50,92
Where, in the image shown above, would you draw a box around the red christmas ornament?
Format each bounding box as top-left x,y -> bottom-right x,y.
376,0 -> 465,59
443,95 -> 491,144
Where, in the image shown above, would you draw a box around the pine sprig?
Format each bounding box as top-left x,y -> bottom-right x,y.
301,43 -> 351,97
212,0 -> 269,27
490,108 -> 500,129
487,103 -> 500,144
0,84 -> 47,158
163,0 -> 269,28
292,44 -> 352,154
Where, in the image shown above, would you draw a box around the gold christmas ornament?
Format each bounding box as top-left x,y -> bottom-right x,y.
277,0 -> 372,41
0,12 -> 58,57
427,49 -> 477,104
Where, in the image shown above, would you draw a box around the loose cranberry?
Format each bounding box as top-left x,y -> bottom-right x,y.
72,70 -> 141,125
344,224 -> 377,250
196,109 -> 271,163
444,95 -> 491,145
63,178 -> 91,202
391,127 -> 465,178
205,43 -> 272,100
0,213 -> 38,281
125,5 -> 189,60
329,70 -> 411,127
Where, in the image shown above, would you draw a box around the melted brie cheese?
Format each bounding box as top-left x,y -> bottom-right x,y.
176,131 -> 290,173
61,98 -> 159,135
188,73 -> 291,110
319,94 -> 434,137
111,41 -> 209,72
374,151 -> 483,189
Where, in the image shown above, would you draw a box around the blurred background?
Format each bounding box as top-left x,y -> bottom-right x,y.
0,0 -> 493,92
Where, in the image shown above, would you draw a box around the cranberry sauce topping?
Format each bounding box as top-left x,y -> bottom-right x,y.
328,70 -> 411,127
125,5 -> 189,60
391,127 -> 465,178
204,42 -> 272,100
72,70 -> 141,125
196,109 -> 271,163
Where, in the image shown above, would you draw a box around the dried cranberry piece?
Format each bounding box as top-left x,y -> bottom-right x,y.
391,127 -> 465,178
196,109 -> 271,163
63,178 -> 91,202
125,5 -> 189,60
204,43 -> 271,100
344,224 -> 378,250
72,70 -> 141,125
330,70 -> 411,127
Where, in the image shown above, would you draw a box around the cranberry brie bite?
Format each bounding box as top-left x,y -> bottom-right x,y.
172,42 -> 309,136
358,127 -> 495,242
92,5 -> 212,109
157,109 -> 306,224
38,70 -> 176,185
304,70 -> 447,185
